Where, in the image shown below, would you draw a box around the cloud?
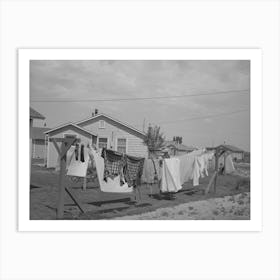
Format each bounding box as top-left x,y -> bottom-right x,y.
30,60 -> 250,150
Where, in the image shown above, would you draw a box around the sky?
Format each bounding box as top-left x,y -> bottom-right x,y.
30,60 -> 250,151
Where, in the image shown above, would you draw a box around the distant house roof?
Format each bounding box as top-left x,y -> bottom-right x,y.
30,107 -> 45,120
31,127 -> 50,140
44,123 -> 97,137
165,141 -> 197,151
76,113 -> 146,138
207,144 -> 244,153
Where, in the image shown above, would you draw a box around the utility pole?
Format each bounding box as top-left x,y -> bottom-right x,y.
142,118 -> 146,132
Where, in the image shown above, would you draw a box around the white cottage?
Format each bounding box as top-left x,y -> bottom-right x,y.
45,123 -> 97,168
76,113 -> 148,158
45,113 -> 148,168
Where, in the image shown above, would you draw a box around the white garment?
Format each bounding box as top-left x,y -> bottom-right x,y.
225,154 -> 235,174
161,158 -> 182,193
89,148 -> 133,193
67,146 -> 89,177
177,149 -> 205,185
191,157 -> 201,186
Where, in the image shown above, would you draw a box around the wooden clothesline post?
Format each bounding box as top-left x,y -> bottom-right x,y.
49,137 -> 85,219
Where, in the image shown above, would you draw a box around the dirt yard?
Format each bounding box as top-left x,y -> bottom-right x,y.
30,163 -> 250,220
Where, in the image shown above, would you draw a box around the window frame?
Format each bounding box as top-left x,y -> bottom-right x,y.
116,137 -> 127,154
97,137 -> 108,149
99,120 -> 106,129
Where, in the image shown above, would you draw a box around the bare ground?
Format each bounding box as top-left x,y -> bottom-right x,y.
30,163 -> 250,220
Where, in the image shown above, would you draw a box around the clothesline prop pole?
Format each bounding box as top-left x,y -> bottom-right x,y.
205,147 -> 225,194
49,137 -> 85,219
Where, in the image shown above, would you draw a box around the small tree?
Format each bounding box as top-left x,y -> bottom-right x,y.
144,125 -> 165,156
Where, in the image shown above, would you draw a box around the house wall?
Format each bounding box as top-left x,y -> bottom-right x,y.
46,126 -> 96,168
79,116 -> 148,158
32,139 -> 46,159
231,152 -> 244,161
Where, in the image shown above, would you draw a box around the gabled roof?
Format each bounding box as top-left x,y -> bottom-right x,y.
164,141 -> 197,151
44,123 -> 97,137
218,144 -> 244,153
31,127 -> 50,140
30,107 -> 45,120
207,144 -> 244,153
76,113 -> 146,138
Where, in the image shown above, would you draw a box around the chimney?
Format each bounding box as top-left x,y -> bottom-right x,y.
95,108 -> 98,115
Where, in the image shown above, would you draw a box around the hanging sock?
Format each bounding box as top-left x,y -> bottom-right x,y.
80,144 -> 85,162
75,143 -> 79,160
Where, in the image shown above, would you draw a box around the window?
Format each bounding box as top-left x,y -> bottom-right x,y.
99,120 -> 105,129
98,137 -> 108,149
117,138 -> 127,154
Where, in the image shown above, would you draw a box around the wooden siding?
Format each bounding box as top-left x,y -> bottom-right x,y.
80,116 -> 148,158
32,139 -> 46,159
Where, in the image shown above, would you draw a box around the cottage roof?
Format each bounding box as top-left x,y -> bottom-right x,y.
30,107 -> 45,120
165,141 -> 197,151
44,123 -> 97,137
76,113 -> 146,138
207,144 -> 244,153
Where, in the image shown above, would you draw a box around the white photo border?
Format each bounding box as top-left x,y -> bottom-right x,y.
18,48 -> 262,232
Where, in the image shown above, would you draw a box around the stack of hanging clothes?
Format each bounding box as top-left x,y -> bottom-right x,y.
101,148 -> 145,188
160,149 -> 215,193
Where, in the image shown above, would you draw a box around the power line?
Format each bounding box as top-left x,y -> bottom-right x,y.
155,109 -> 249,125
30,89 -> 249,103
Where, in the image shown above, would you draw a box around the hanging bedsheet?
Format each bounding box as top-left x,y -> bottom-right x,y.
160,157 -> 182,193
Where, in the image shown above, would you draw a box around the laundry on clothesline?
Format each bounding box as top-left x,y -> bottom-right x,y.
211,152 -> 235,174
141,158 -> 161,184
101,148 -> 145,187
90,148 -> 133,193
67,143 -> 90,177
160,157 -> 182,193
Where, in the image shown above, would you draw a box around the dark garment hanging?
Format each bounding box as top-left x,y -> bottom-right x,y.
123,154 -> 145,187
101,148 -> 145,186
101,148 -> 125,181
75,143 -> 79,160
80,144 -> 85,162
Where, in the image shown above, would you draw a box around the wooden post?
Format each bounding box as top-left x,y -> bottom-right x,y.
205,171 -> 217,194
57,143 -> 67,219
82,176 -> 87,191
49,137 -> 84,219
